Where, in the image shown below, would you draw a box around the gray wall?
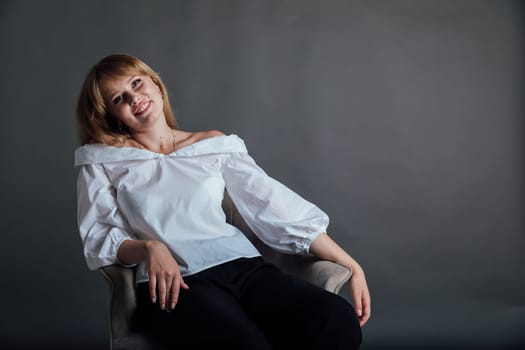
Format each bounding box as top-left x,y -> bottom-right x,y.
0,1 -> 523,349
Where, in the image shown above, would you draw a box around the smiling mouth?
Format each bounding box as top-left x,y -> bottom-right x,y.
134,101 -> 151,116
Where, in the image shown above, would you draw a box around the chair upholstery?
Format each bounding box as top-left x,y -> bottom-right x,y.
100,192 -> 352,350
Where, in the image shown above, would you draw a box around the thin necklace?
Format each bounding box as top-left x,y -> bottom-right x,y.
133,130 -> 176,153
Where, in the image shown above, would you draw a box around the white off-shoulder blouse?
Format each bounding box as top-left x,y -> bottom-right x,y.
75,134 -> 329,283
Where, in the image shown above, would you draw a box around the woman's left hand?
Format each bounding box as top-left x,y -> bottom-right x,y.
349,268 -> 371,327
309,232 -> 372,326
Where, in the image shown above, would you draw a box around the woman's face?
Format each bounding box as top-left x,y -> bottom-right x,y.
100,74 -> 165,133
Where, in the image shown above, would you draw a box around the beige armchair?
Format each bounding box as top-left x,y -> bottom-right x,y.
100,192 -> 352,350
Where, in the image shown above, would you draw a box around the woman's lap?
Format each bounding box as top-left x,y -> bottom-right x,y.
135,257 -> 361,349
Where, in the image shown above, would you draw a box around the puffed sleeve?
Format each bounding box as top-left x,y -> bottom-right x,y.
76,164 -> 136,270
222,151 -> 329,255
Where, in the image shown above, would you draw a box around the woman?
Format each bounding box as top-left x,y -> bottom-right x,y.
75,53 -> 370,349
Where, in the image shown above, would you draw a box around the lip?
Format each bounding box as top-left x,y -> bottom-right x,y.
134,100 -> 152,116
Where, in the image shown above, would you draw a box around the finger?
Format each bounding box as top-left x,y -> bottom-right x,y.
149,275 -> 157,304
360,310 -> 370,327
363,293 -> 371,315
157,277 -> 167,310
361,294 -> 371,326
352,289 -> 363,318
165,276 -> 174,310
169,277 -> 181,310
180,277 -> 190,290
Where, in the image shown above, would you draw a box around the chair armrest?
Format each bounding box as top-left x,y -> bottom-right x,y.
294,256 -> 352,294
223,192 -> 352,294
99,265 -> 137,340
267,253 -> 352,294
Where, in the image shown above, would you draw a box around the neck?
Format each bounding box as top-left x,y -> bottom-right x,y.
130,121 -> 176,154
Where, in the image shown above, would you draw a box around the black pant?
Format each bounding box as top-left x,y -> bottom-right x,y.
135,257 -> 362,349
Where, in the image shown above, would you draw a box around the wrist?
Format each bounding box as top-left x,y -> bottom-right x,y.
117,239 -> 162,266
349,264 -> 365,278
144,240 -> 165,255
340,259 -> 363,275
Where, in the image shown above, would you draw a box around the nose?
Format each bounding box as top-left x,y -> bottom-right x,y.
127,92 -> 142,106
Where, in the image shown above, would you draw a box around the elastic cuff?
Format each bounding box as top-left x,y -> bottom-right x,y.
114,238 -> 137,268
301,229 -> 326,255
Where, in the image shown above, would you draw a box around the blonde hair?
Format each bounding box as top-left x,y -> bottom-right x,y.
76,54 -> 177,145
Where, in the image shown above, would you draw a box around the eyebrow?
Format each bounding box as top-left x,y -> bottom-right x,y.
105,76 -> 136,100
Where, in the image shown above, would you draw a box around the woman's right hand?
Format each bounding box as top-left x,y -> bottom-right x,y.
145,241 -> 189,311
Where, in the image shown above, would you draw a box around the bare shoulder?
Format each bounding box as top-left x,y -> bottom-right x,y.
174,129 -> 225,149
194,130 -> 225,141
203,130 -> 225,138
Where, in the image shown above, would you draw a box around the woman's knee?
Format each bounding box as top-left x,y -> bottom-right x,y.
311,293 -> 363,349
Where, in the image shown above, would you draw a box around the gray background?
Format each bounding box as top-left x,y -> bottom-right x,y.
0,0 -> 523,349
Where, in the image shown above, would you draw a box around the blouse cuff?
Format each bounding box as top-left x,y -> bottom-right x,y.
84,231 -> 136,270
300,228 -> 327,255
114,237 -> 137,268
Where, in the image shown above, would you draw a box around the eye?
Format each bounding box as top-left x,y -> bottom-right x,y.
131,78 -> 142,88
112,95 -> 122,105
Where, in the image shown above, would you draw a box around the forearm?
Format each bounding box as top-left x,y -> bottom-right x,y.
309,233 -> 363,274
118,238 -> 187,310
117,239 -> 162,266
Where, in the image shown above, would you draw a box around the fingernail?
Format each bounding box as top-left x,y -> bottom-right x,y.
161,303 -> 165,310
357,309 -> 362,316
170,303 -> 176,309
